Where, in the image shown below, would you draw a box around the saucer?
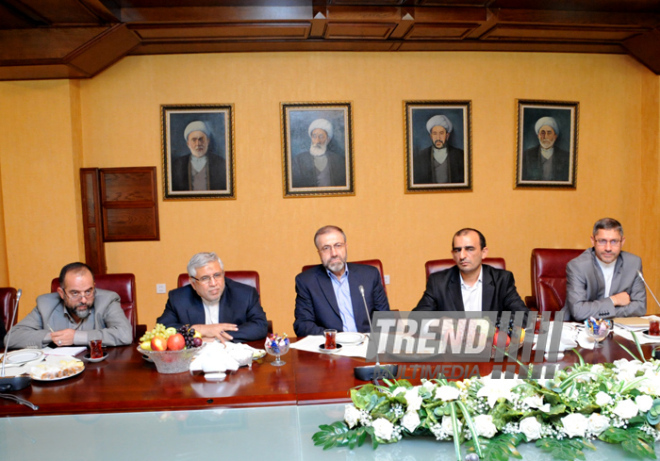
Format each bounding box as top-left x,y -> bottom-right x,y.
641,330 -> 660,341
83,353 -> 108,363
319,344 -> 343,353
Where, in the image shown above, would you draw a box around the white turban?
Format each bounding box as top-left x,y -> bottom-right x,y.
426,115 -> 453,134
308,119 -> 333,141
534,117 -> 558,135
184,121 -> 210,141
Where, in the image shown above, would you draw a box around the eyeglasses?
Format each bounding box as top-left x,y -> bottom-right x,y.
319,242 -> 345,253
191,273 -> 224,284
595,239 -> 622,247
64,287 -> 95,301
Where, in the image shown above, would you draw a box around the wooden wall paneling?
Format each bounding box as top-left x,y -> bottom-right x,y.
80,168 -> 107,275
99,167 -> 160,242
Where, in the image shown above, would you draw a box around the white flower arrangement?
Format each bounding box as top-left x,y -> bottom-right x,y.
315,357 -> 660,460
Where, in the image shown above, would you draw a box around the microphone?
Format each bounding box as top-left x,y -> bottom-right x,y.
0,289 -> 36,395
637,271 -> 660,311
353,285 -> 398,382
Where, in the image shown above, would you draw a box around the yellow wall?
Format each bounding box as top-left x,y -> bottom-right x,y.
0,51 -> 658,332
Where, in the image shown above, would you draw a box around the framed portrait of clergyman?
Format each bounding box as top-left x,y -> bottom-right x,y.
404,101 -> 472,193
516,100 -> 579,188
281,102 -> 354,198
162,104 -> 235,200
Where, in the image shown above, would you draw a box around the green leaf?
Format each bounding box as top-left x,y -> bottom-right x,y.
535,438 -> 594,460
470,433 -> 524,461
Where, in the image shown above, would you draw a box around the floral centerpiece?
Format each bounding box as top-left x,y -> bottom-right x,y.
313,348 -> 660,460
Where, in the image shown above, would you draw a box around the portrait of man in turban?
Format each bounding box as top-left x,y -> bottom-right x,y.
516,101 -> 578,187
163,105 -> 234,199
282,103 -> 353,197
406,102 -> 471,191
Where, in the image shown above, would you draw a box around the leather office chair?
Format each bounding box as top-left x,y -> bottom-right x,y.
0,287 -> 18,334
301,259 -> 387,294
51,273 -> 137,340
528,248 -> 583,315
177,271 -> 272,334
424,258 -> 506,279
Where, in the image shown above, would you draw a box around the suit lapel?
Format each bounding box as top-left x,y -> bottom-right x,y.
316,268 -> 341,318
347,265 -> 366,329
591,251 -> 607,297
610,255 -> 624,295
482,265 -> 495,311
188,289 -> 207,325
449,268 -> 465,311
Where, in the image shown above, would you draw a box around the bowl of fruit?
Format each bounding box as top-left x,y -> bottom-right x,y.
137,324 -> 204,374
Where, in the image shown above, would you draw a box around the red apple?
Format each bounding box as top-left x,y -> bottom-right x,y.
493,330 -> 511,347
151,335 -> 167,351
167,333 -> 185,351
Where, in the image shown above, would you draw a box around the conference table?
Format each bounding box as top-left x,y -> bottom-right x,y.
0,335 -> 658,460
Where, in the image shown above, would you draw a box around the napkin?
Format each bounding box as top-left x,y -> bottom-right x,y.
533,323 -> 581,351
289,335 -> 368,358
613,326 -> 660,344
43,346 -> 86,357
190,342 -> 256,374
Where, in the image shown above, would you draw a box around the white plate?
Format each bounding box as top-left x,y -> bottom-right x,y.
2,349 -> 44,365
31,366 -> 84,382
335,332 -> 365,345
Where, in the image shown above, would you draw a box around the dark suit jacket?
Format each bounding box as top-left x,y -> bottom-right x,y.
171,153 -> 227,191
294,263 -> 390,337
413,265 -> 528,320
521,146 -> 570,181
291,149 -> 346,188
157,279 -> 268,342
413,145 -> 465,184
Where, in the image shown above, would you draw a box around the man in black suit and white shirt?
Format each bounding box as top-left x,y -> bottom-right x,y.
413,228 -> 528,319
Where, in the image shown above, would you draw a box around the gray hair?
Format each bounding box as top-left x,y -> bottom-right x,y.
593,218 -> 623,237
187,252 -> 224,277
314,225 -> 346,248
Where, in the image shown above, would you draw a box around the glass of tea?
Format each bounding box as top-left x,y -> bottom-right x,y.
324,329 -> 337,350
649,318 -> 660,337
89,339 -> 103,359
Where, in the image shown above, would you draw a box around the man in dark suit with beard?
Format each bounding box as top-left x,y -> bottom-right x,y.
413,228 -> 528,320
413,114 -> 465,185
294,225 -> 389,336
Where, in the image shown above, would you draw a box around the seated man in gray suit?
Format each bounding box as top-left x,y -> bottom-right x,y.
413,228 -> 528,321
564,218 -> 646,321
294,225 -> 390,336
5,262 -> 133,349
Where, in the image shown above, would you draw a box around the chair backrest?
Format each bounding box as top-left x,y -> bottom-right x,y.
530,248 -> 584,314
425,258 -> 506,279
51,273 -> 137,340
0,287 -> 18,333
301,259 -> 387,293
178,271 -> 261,294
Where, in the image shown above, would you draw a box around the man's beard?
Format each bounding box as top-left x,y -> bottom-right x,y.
66,302 -> 92,320
310,143 -> 327,157
539,139 -> 555,149
326,259 -> 345,273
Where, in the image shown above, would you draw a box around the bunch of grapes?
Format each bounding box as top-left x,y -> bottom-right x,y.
177,325 -> 203,348
140,323 -> 174,342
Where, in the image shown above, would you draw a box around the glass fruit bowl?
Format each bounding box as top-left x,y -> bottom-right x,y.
137,344 -> 204,374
